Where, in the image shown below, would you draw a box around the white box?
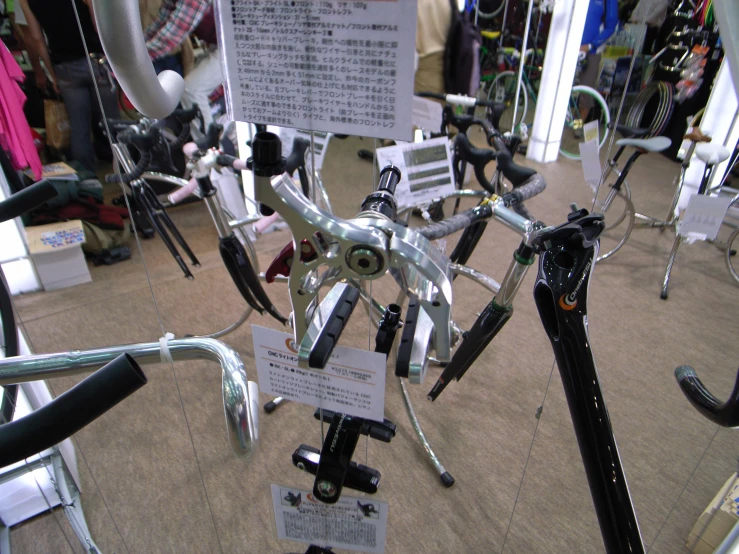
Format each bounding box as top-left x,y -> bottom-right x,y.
26,220 -> 91,291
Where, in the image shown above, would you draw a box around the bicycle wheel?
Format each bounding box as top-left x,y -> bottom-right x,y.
725,198 -> 739,285
474,0 -> 506,18
593,180 -> 635,261
559,85 -> 610,161
487,71 -> 528,134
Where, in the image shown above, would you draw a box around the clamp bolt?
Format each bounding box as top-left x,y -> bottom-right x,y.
316,480 -> 337,499
346,247 -> 382,275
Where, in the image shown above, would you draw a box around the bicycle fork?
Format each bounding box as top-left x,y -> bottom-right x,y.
533,217 -> 645,554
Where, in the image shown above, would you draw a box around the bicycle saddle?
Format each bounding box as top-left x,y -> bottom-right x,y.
496,150 -> 536,187
695,143 -> 731,166
616,124 -> 650,138
616,136 -> 671,153
684,128 -> 711,143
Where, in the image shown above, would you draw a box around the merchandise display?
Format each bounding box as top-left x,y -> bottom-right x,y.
0,0 -> 738,553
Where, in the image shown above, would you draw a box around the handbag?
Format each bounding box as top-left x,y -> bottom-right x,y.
44,97 -> 71,150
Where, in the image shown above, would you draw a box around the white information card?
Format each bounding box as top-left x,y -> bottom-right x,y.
272,485 -> 389,553
375,136 -> 456,209
678,194 -> 734,241
252,325 -> 385,421
217,0 -> 417,140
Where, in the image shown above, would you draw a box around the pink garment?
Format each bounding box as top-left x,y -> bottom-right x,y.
0,43 -> 42,180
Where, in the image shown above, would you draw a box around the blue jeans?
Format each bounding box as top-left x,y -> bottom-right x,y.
153,55 -> 183,76
54,56 -> 120,172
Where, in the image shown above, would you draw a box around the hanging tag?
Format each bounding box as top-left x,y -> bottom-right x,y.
375,136 -> 455,209
252,325 -> 385,421
271,485 -> 389,553
583,120 -> 600,143
678,194 -> 733,241
412,96 -> 443,133
579,139 -> 601,193
494,85 -> 506,103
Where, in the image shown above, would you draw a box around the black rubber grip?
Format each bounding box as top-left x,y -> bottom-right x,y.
416,91 -> 445,101
285,137 -> 310,175
440,471 -> 455,488
418,204 -> 493,241
454,133 -> 496,194
0,354 -> 147,467
0,179 -> 58,223
309,286 -> 360,369
496,150 -> 537,187
264,400 -> 278,413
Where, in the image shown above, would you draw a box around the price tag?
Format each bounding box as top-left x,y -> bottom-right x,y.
579,139 -> 602,192
271,485 -> 388,553
252,325 -> 385,421
411,96 -> 443,133
494,84 -> 505,103
583,120 -> 600,143
678,194 -> 733,241
375,136 -> 455,209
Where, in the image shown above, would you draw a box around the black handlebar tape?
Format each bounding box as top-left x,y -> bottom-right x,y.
675,365 -> 739,427
106,151 -> 151,184
0,354 -> 147,468
417,204 -> 493,242
0,179 -> 58,224
500,172 -> 546,206
195,123 -> 223,150
170,123 -> 191,150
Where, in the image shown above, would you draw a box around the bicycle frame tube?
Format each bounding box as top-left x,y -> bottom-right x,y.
533,237 -> 644,553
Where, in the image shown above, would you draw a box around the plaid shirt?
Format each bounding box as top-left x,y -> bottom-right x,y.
145,0 -> 211,61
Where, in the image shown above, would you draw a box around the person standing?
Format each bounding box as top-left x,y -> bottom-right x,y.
144,0 -> 221,135
20,0 -> 120,172
415,0 -> 453,95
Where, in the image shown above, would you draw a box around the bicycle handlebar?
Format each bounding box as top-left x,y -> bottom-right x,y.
0,354 -> 146,468
0,179 -> 58,223
417,91 -> 499,109
91,0 -> 183,118
675,365 -> 739,427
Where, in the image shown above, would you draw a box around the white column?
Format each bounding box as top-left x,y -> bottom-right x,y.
526,0 -> 590,162
678,60 -> 739,210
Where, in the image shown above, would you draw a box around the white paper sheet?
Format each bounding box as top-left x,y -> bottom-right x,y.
271,485 -> 388,553
678,194 -> 734,241
375,137 -> 455,209
252,325 -> 386,421
217,0 -> 417,140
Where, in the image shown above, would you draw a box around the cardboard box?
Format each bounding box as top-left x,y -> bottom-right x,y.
687,473 -> 739,553
26,220 -> 91,291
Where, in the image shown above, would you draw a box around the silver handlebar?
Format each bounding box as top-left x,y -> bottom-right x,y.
91,0 -> 184,118
0,337 -> 258,458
